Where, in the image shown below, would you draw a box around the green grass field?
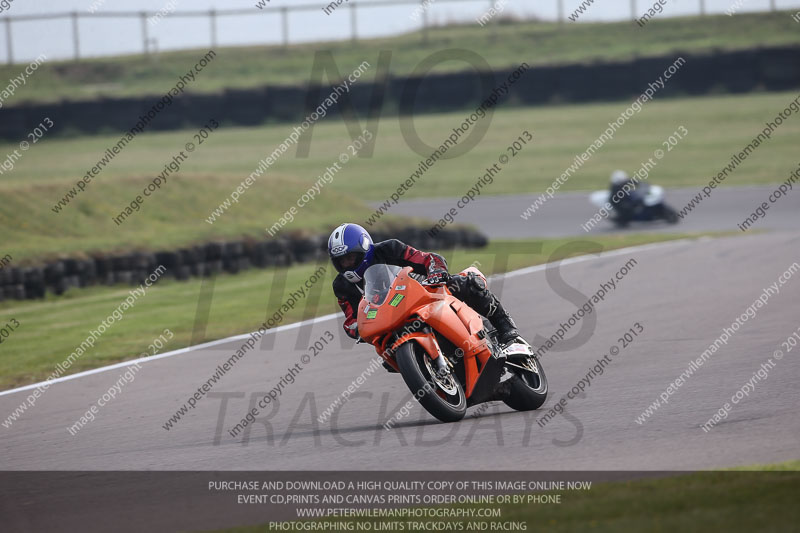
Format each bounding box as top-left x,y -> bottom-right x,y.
218,461 -> 800,533
1,12 -> 798,104
1,90 -> 797,262
0,233 -> 712,390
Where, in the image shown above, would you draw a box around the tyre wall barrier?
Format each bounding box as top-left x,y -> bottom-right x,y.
0,46 -> 797,140
0,226 -> 487,301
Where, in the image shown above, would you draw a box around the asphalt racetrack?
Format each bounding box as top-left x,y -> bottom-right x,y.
2,223 -> 799,473
383,186 -> 800,239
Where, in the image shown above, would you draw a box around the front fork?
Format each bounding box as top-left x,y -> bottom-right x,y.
434,354 -> 449,373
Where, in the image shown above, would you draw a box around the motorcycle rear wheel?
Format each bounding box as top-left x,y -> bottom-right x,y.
503,356 -> 548,411
661,204 -> 680,224
395,342 -> 466,423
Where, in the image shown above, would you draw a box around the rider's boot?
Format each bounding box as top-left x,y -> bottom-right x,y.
489,305 -> 521,346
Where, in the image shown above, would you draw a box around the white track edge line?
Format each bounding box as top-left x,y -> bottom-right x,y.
0,313 -> 340,398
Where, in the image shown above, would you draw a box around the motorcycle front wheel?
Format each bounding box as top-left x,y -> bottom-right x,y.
395,341 -> 466,423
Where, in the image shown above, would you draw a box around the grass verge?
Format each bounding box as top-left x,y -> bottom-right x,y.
1,91 -> 797,262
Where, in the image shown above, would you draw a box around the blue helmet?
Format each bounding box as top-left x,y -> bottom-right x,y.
328,223 -> 375,283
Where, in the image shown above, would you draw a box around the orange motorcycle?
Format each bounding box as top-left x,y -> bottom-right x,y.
357,264 -> 548,423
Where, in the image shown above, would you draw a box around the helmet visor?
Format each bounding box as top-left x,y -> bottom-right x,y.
332,251 -> 365,273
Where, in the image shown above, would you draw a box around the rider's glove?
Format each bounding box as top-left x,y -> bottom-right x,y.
425,270 -> 450,285
345,323 -> 359,340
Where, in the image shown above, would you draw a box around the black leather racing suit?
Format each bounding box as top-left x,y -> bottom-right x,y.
610,179 -> 641,219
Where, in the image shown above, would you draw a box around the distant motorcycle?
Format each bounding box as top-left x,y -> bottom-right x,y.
590,184 -> 679,227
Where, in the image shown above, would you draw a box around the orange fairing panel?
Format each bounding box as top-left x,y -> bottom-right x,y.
357,297 -> 408,339
391,332 -> 441,360
417,298 -> 487,358
448,298 -> 485,337
355,265 -> 495,399
357,268 -> 435,339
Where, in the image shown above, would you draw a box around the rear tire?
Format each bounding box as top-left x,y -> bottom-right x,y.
662,204 -> 679,224
395,342 -> 466,423
503,356 -> 548,411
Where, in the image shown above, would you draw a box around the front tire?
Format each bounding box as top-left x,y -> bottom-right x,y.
611,214 -> 630,228
503,356 -> 548,411
395,342 -> 466,423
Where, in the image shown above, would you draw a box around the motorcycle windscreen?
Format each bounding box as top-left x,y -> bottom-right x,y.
363,264 -> 403,306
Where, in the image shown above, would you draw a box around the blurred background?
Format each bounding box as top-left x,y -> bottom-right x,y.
4,0 -> 799,62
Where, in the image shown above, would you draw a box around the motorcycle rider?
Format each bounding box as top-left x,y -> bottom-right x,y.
608,169 -> 642,222
328,223 -> 524,369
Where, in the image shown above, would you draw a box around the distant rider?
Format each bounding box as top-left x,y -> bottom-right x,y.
609,169 -> 642,221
